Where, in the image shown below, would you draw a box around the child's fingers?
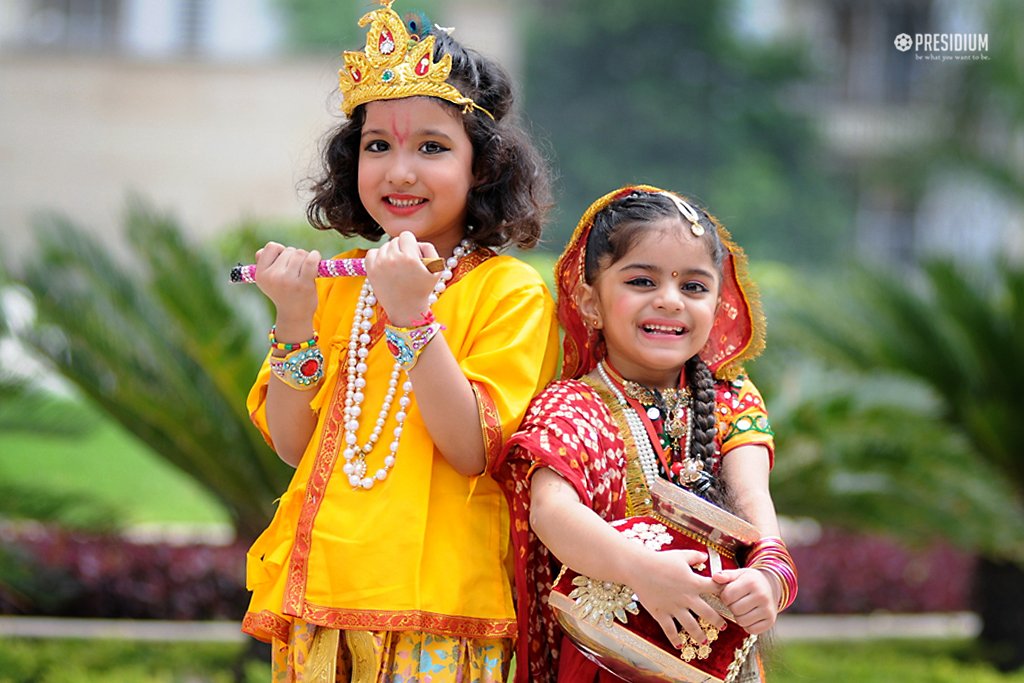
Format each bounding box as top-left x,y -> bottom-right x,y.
395,231 -> 420,258
650,610 -> 683,650
673,610 -> 708,647
727,594 -> 776,634
300,250 -> 321,280
688,585 -> 727,632
738,613 -> 775,635
418,239 -> 439,259
678,550 -> 709,568
256,241 -> 285,266
712,569 -> 740,584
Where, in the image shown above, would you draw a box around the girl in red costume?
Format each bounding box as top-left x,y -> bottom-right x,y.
495,185 -> 798,682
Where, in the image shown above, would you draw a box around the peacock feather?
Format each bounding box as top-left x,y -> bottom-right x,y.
403,10 -> 432,41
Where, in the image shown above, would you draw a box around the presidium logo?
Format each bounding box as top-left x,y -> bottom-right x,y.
894,32 -> 990,61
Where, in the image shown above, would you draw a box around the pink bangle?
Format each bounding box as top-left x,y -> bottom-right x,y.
746,537 -> 798,612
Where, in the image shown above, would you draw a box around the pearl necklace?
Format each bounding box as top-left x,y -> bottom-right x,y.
341,239 -> 473,490
597,362 -> 661,488
597,362 -> 695,489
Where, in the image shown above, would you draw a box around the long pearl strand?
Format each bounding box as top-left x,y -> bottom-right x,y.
597,362 -> 694,489
341,239 -> 473,490
597,362 -> 661,488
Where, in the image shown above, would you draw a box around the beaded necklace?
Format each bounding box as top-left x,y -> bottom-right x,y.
341,239 -> 473,490
597,362 -> 708,490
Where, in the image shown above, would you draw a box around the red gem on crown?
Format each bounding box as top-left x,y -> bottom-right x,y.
379,29 -> 395,55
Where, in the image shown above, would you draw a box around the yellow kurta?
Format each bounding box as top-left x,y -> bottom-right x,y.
242,249 -> 559,644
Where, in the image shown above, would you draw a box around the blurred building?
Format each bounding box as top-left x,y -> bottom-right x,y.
1,0 -> 1019,264
0,0 -> 518,261
738,0 -> 1023,265
0,0 -> 284,58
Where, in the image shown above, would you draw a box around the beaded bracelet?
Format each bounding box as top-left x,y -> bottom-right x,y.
269,346 -> 325,390
268,325 -> 319,352
746,536 -> 799,612
385,321 -> 445,372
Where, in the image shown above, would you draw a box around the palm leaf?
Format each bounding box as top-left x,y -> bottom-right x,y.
767,259 -> 1024,564
774,364 -> 1024,562
13,202 -> 291,538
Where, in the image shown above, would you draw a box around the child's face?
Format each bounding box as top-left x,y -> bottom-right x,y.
580,221 -> 720,388
357,97 -> 475,256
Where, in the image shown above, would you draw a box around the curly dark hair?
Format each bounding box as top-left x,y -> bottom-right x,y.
584,190 -> 730,505
305,29 -> 552,250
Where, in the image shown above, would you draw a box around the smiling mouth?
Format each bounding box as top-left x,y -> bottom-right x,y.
642,323 -> 687,336
386,197 -> 426,208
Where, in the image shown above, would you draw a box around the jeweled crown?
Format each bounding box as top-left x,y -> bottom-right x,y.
338,0 -> 492,119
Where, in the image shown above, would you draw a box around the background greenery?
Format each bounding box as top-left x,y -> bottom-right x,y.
1,638 -> 1023,683
0,401 -> 226,528
521,0 -> 853,263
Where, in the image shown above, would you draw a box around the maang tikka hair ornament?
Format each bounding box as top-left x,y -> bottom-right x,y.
337,0 -> 494,119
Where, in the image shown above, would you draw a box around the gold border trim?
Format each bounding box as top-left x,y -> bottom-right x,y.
301,602 -> 516,638
242,609 -> 291,644
470,380 -> 503,471
580,375 -> 653,518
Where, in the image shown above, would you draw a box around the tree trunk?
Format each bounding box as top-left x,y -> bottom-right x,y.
974,557 -> 1024,671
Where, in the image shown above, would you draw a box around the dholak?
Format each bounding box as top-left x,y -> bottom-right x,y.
549,479 -> 762,683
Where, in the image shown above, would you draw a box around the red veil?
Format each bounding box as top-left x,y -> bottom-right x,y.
555,184 -> 766,381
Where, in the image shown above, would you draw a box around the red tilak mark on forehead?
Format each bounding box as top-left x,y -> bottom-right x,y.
390,114 -> 410,146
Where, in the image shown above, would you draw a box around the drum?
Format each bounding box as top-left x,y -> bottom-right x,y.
549,479 -> 762,683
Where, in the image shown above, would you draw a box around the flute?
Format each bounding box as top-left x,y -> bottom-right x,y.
230,257 -> 445,283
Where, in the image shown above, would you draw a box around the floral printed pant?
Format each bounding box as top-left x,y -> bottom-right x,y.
272,620 -> 512,682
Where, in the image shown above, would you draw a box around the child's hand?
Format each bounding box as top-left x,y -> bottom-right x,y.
711,567 -> 779,634
364,232 -> 442,327
631,549 -> 726,649
254,242 -> 320,331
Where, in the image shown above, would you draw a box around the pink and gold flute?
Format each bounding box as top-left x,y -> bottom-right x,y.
230,257 -> 444,283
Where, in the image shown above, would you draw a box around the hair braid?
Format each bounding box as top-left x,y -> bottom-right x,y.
686,355 -> 725,505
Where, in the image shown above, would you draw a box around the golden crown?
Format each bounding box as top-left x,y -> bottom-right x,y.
337,0 -> 493,119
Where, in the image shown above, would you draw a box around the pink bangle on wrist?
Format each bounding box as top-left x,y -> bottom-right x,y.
746,536 -> 799,612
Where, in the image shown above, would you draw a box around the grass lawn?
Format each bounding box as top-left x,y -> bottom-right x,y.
771,639 -> 1024,682
1,638 -> 1023,683
0,638 -> 265,683
0,409 -> 230,529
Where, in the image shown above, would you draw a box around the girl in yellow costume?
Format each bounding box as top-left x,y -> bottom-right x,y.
241,3 -> 559,680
